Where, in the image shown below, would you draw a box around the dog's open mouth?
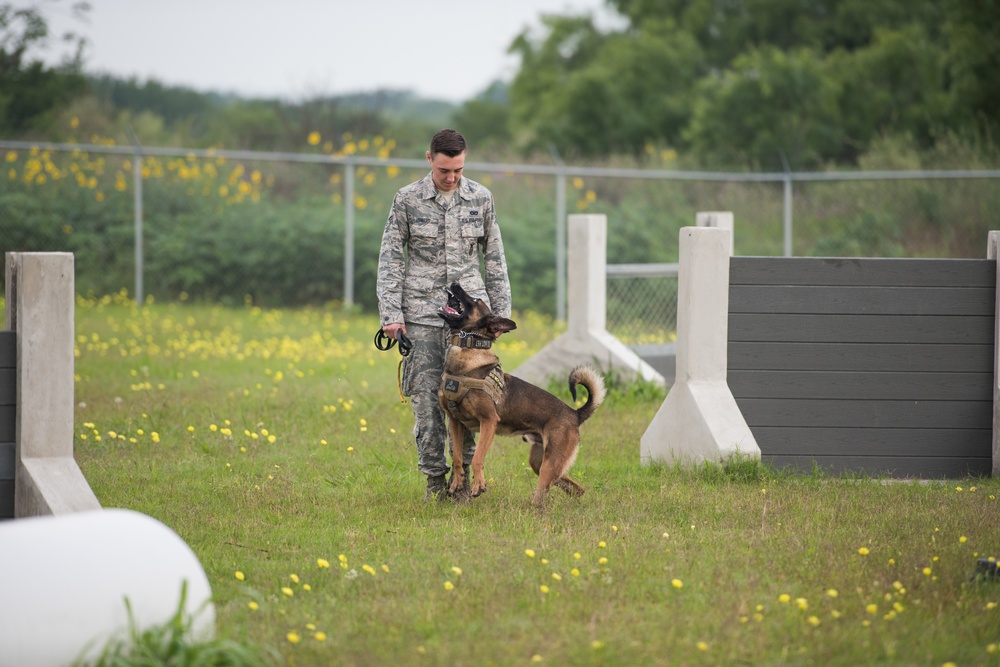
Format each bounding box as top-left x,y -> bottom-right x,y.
437,287 -> 464,318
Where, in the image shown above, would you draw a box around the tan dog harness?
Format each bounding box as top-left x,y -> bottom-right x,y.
441,364 -> 506,420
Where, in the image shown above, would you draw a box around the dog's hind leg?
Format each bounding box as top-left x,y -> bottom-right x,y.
526,433 -> 583,496
469,418 -> 498,497
526,433 -> 543,475
532,426 -> 582,506
532,456 -> 559,507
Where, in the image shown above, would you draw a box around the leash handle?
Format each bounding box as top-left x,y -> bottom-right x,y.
374,329 -> 412,356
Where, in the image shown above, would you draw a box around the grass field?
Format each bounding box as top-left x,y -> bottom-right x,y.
69,296 -> 999,666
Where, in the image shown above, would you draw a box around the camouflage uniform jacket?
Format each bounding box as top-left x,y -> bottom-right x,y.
377,173 -> 511,327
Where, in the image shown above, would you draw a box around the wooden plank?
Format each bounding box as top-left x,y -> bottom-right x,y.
0,368 -> 15,405
729,314 -> 994,344
728,342 -> 993,372
0,330 -> 14,368
0,479 -> 13,520
729,285 -> 995,316
736,398 -> 992,429
763,455 -> 993,478
750,427 -> 990,458
728,370 -> 992,401
0,441 -> 13,479
0,406 -> 13,443
730,257 -> 996,288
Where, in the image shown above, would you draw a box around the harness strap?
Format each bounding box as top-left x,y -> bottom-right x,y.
441,364 -> 505,406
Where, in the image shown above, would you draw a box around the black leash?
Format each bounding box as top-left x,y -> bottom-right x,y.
374,329 -> 413,357
374,329 -> 413,403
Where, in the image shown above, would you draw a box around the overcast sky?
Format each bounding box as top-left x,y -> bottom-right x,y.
21,0 -> 621,103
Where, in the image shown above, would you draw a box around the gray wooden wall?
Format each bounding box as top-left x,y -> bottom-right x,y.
728,257 -> 995,477
0,330 -> 15,517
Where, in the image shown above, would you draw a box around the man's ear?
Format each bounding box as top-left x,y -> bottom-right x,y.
488,317 -> 517,335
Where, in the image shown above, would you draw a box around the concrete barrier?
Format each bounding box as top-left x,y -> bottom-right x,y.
514,214 -> 663,386
640,226 -> 760,465
5,252 -> 100,516
0,509 -> 215,667
0,253 -> 216,664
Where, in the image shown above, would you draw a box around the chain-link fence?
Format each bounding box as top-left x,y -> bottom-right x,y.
606,264 -> 678,345
2,139 -> 998,349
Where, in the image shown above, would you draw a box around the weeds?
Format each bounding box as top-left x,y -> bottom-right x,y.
76,583 -> 278,667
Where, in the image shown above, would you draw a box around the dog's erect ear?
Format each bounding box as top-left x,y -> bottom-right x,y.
488,316 -> 517,335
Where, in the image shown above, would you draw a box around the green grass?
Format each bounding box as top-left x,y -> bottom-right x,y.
71,297 -> 1000,666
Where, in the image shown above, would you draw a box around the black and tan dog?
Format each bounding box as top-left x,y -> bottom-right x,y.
437,282 -> 605,506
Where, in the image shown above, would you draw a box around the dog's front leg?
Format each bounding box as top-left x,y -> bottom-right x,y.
469,418 -> 498,497
447,417 -> 467,497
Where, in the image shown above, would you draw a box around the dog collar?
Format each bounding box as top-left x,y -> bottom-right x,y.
450,334 -> 493,349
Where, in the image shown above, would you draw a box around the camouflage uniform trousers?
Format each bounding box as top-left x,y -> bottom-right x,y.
401,323 -> 476,478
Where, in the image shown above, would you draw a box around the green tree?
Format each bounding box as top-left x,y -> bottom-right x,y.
451,81 -> 512,152
684,46 -> 842,169
0,2 -> 89,136
831,23 -> 950,158
495,0 -> 979,165
944,0 -> 1000,136
507,14 -> 701,156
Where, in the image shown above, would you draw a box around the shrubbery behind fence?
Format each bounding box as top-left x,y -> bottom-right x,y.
1,140 -> 998,343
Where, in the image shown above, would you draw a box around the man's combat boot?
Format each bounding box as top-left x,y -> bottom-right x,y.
424,473 -> 448,501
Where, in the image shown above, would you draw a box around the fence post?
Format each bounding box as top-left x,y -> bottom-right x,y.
640,225 -> 759,466
555,170 -> 567,322
344,159 -> 355,307
783,175 -> 793,257
696,211 -> 734,254
989,231 -> 1000,477
131,140 -> 144,304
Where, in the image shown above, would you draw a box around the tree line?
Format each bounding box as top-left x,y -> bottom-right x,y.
464,0 -> 999,169
1,0 -> 998,169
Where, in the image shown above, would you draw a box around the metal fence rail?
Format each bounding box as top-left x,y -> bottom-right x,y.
2,139 -> 999,326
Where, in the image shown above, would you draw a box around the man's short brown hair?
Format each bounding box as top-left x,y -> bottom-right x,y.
430,129 -> 467,157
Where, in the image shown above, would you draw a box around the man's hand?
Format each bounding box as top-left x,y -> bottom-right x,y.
382,322 -> 407,341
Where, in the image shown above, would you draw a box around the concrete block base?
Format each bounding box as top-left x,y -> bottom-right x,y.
514,329 -> 662,386
640,381 -> 758,465
16,457 -> 100,516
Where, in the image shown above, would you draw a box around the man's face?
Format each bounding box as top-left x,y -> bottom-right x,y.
427,150 -> 465,192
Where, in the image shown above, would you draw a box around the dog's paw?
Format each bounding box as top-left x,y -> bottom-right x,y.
448,478 -> 464,496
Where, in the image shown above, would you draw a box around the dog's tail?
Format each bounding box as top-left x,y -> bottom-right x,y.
568,364 -> 606,425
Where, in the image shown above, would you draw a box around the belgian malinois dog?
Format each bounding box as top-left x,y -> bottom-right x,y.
437,282 -> 606,506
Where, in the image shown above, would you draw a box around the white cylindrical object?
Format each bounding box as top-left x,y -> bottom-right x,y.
0,508 -> 214,667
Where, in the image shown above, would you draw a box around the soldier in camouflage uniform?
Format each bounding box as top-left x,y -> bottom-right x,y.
376,129 -> 512,500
